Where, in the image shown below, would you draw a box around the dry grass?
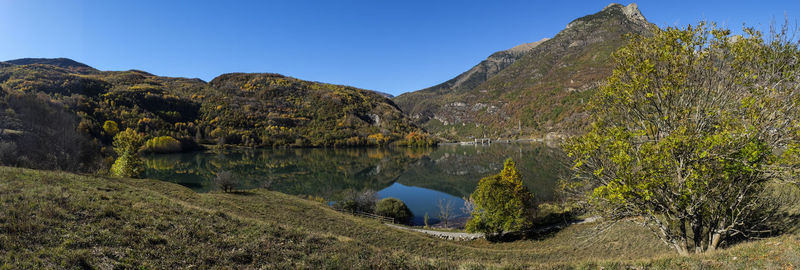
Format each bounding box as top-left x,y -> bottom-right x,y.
0,166 -> 797,269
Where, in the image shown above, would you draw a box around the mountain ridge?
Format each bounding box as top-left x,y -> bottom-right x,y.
4,57 -> 98,74
393,3 -> 655,140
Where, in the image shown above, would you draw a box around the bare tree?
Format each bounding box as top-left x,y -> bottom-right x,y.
215,170 -> 237,193
438,199 -> 454,228
461,196 -> 475,216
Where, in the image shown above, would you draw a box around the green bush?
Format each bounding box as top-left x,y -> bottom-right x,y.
375,198 -> 413,224
142,136 -> 182,153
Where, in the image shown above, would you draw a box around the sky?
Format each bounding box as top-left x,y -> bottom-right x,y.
1,1 -> 799,96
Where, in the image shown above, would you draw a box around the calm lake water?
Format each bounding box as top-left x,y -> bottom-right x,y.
142,142 -> 569,225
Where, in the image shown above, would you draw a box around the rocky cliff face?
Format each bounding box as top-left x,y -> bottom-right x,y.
393,3 -> 655,140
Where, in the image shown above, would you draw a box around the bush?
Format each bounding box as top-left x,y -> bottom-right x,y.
375,198 -> 413,224
335,189 -> 378,213
215,171 -> 237,193
142,136 -> 183,153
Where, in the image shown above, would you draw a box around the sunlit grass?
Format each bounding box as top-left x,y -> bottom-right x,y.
0,166 -> 797,269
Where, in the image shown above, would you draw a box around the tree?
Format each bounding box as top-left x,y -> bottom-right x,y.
110,128 -> 145,178
142,136 -> 183,153
214,170 -> 237,193
437,199 -> 454,228
375,198 -> 413,224
102,120 -> 119,136
563,22 -> 800,255
0,93 -> 103,172
466,158 -> 534,235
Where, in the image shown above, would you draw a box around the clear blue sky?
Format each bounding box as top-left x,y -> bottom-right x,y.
1,1 -> 798,96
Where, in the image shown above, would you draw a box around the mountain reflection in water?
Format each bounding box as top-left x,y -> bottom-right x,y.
143,142 -> 569,224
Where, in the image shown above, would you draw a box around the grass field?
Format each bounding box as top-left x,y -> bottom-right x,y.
0,166 -> 798,269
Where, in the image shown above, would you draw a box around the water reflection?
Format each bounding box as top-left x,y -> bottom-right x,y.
143,142 -> 569,223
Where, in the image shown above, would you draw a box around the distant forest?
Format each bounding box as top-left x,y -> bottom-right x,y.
0,59 -> 434,172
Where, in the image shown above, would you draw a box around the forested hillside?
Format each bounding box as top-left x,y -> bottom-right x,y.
0,59 -> 430,172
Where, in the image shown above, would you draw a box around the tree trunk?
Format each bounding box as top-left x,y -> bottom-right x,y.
708,232 -> 722,251
673,241 -> 690,256
679,218 -> 690,255
692,217 -> 704,253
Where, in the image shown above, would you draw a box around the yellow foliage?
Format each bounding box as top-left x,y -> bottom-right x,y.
142,136 -> 182,153
103,120 -> 119,136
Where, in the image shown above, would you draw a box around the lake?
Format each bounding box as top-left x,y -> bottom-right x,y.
142,142 -> 569,225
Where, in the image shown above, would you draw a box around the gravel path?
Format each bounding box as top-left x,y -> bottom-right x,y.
385,216 -> 601,241
384,224 -> 483,241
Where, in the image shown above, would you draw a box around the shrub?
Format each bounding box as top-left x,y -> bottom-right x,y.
215,170 -> 237,193
367,133 -> 389,146
335,189 -> 378,213
142,136 -> 183,153
0,141 -> 17,165
375,198 -> 413,224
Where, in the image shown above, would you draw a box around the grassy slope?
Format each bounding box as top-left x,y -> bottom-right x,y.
0,167 -> 798,269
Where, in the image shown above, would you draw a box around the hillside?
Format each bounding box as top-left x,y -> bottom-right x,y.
393,3 -> 655,140
202,73 -> 421,147
0,59 -> 428,158
4,58 -> 98,74
2,166 -> 798,268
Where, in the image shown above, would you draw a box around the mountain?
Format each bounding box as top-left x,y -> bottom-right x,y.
393,3 -> 654,140
0,58 -> 429,154
413,38 -> 549,97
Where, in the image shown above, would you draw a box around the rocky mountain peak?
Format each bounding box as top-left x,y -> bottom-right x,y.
618,3 -> 646,24
393,3 -> 656,140
567,3 -> 648,30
